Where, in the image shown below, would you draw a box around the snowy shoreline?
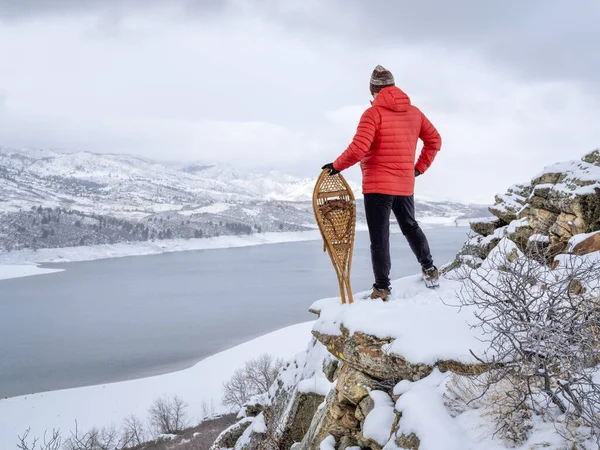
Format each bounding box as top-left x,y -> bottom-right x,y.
0,218 -> 474,268
0,321 -> 315,449
0,219 -> 474,281
0,230 -> 324,266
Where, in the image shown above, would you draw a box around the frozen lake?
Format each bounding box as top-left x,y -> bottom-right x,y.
0,227 -> 469,398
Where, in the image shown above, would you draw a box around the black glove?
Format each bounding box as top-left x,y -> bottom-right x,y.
414,169 -> 421,177
322,163 -> 340,176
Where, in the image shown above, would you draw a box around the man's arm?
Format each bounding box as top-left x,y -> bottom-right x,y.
414,111 -> 442,175
333,108 -> 379,172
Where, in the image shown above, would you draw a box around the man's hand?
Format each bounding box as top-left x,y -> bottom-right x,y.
322,163 -> 340,176
414,169 -> 421,177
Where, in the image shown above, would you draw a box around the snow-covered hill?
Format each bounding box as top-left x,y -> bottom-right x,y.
0,146 -> 490,252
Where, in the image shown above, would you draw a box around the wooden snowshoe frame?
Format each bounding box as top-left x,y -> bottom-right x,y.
313,170 -> 356,304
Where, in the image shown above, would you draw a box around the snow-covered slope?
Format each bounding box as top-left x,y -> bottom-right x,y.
0,147 -> 490,252
0,146 -> 486,216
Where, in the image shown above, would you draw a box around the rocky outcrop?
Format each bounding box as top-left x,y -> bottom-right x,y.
215,150 -> 600,450
210,418 -> 254,450
218,322 -> 488,450
216,338 -> 331,450
469,150 -> 600,260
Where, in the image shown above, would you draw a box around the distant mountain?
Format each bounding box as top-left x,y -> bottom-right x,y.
0,147 -> 490,252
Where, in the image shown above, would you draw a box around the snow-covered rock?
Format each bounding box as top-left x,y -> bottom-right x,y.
469,149 -> 600,261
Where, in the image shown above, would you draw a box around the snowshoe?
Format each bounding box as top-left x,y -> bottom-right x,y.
422,266 -> 440,288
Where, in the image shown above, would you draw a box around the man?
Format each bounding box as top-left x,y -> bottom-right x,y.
322,65 -> 442,300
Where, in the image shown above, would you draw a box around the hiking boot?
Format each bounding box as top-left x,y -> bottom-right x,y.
422,266 -> 440,288
369,285 -> 391,301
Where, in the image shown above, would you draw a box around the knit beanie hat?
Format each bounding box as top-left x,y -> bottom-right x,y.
370,65 -> 395,93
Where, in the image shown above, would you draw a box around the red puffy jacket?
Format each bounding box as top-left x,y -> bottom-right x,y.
333,86 -> 441,196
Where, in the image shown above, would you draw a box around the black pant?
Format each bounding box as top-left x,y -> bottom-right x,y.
364,193 -> 434,289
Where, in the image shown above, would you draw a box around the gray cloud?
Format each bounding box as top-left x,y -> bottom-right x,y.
253,0 -> 600,89
2,0 -> 597,90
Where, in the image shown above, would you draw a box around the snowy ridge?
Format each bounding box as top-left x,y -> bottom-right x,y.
0,146 -> 490,254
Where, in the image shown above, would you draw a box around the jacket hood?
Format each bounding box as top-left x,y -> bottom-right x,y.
372,86 -> 411,112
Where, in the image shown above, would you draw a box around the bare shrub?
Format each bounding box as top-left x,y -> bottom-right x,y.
121,414 -> 147,447
222,354 -> 284,410
245,354 -> 283,393
17,428 -> 62,450
148,395 -> 189,435
443,373 -> 486,417
62,422 -> 126,450
201,399 -> 216,420
457,241 -> 600,445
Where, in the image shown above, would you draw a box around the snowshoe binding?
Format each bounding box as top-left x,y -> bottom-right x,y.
422,266 -> 440,288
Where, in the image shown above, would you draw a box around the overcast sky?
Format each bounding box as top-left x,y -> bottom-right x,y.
0,0 -> 598,203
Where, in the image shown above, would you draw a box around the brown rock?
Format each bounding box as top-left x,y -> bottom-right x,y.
314,327 -> 433,381
569,279 -> 587,295
340,411 -> 360,430
299,389 -> 358,449
313,328 -> 486,381
244,403 -> 264,418
489,205 -> 518,223
338,436 -> 358,450
356,394 -> 375,422
279,392 -> 326,450
330,402 -> 353,420
396,433 -> 421,450
470,219 -> 503,237
582,149 -> 600,165
531,172 -> 565,186
570,190 -> 600,232
547,240 -> 568,257
356,435 -> 383,450
529,208 -> 558,235
209,418 -> 253,450
572,232 -> 600,256
323,358 -> 340,383
549,212 -> 586,241
336,364 -> 375,405
507,224 -> 534,252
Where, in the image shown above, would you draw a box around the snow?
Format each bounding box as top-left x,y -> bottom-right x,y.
393,369 -> 600,450
311,275 -> 490,365
0,264 -> 63,280
250,412 -> 267,433
533,159 -> 600,196
505,218 -> 528,234
395,370 -> 473,450
0,322 -> 314,450
194,203 -> 232,214
297,378 -> 334,396
469,216 -> 497,225
528,233 -> 550,243
363,391 -> 396,446
319,435 -> 336,450
234,419 -> 255,450
0,230 -> 323,266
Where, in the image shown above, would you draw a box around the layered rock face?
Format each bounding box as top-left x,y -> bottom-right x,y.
213,327 -> 485,450
466,150 -> 600,262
